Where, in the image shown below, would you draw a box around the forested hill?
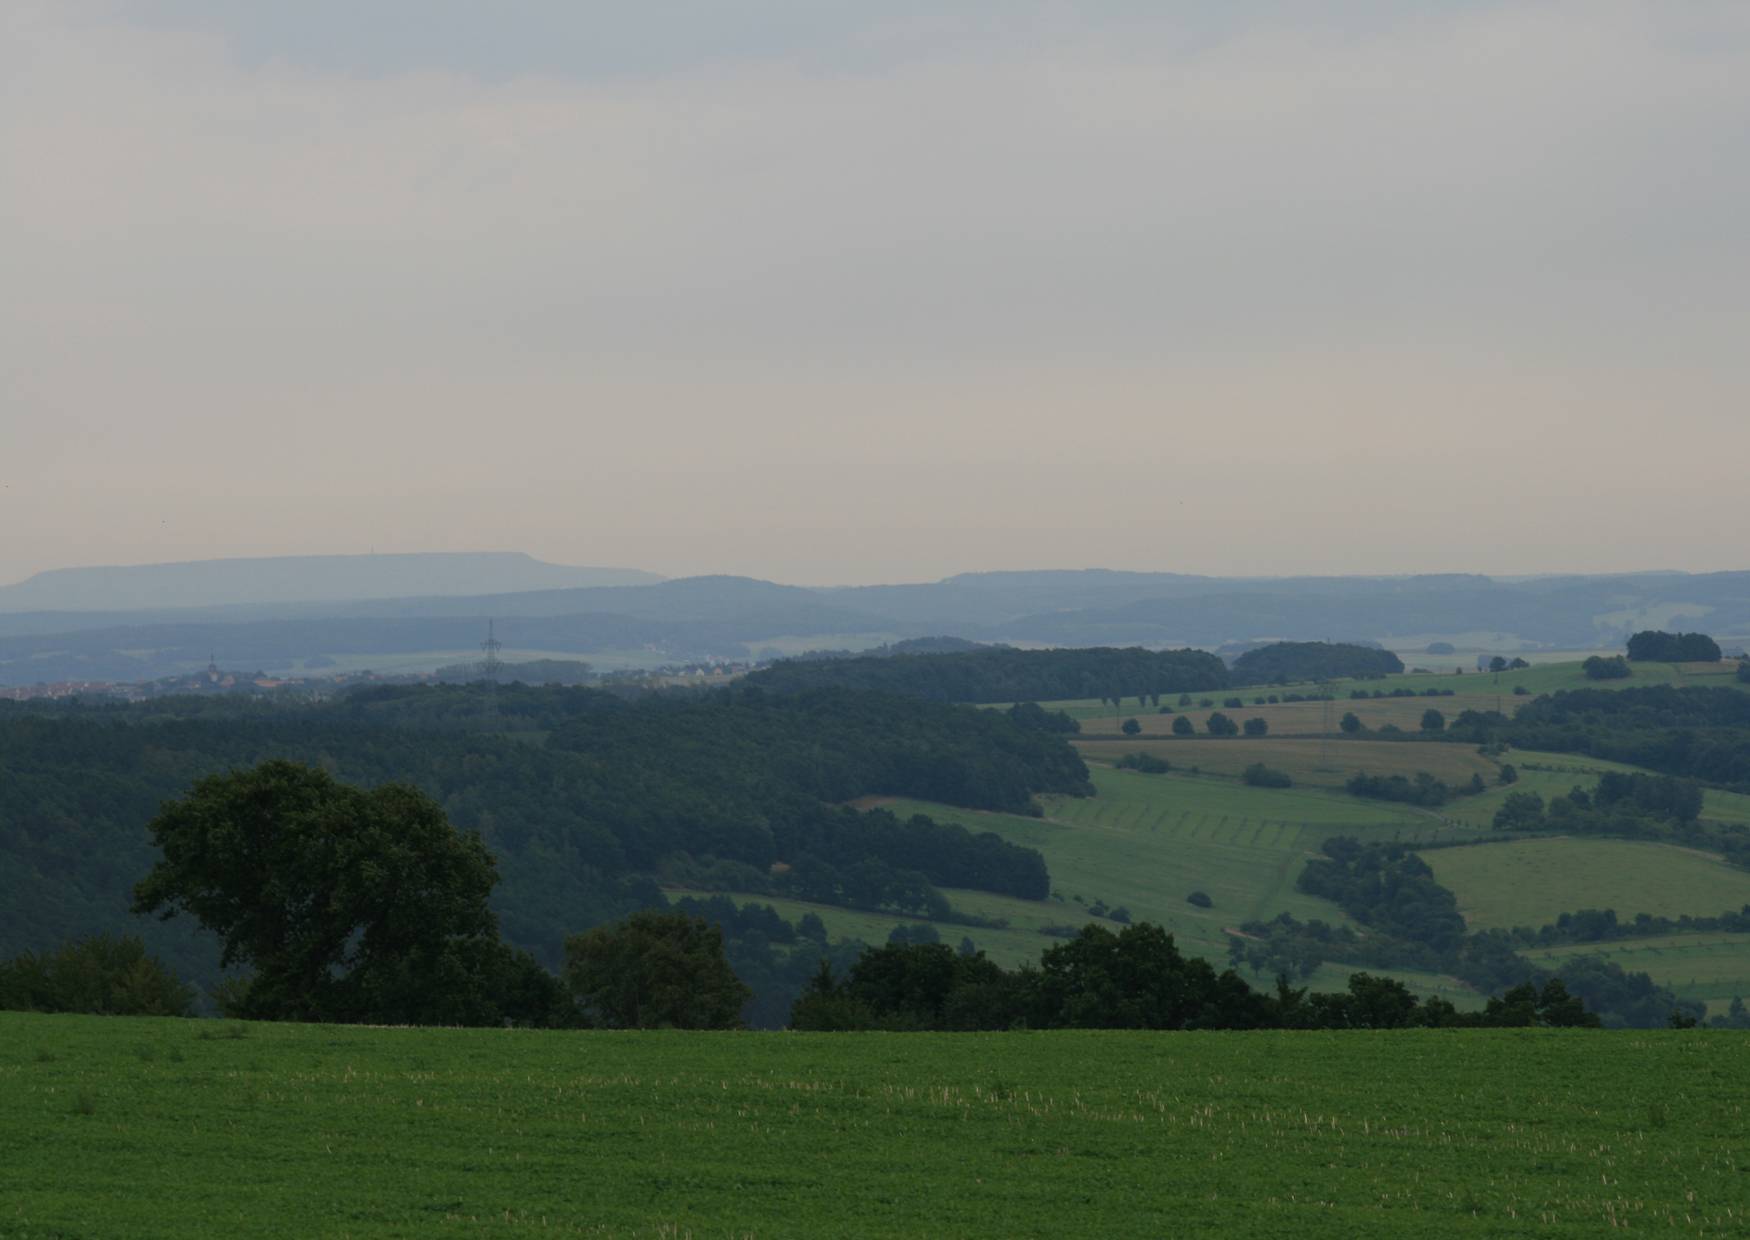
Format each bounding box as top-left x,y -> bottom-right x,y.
1230,641 -> 1405,685
1466,685 -> 1750,790
740,646 -> 1228,702
0,686 -> 1083,996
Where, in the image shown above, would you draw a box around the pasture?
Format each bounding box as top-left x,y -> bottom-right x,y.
3,1013 -> 1746,1238
879,766 -> 1479,964
1421,837 -> 1750,931
1523,934 -> 1750,1021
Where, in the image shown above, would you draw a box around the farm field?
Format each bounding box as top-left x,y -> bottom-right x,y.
4,1013 -> 1746,1238
1075,735 -> 1500,789
1422,838 -> 1750,931
1523,934 -> 1750,1021
1039,659 -> 1747,737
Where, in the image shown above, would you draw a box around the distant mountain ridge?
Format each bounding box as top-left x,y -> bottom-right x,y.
0,553 -> 661,613
2,557 -> 1747,687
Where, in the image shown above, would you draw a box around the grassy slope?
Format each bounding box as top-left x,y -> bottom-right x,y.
1523,934 -> 1750,1020
3,1013 -> 1745,1239
1422,837 -> 1750,931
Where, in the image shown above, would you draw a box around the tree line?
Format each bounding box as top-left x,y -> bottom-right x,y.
741,646 -> 1229,703
788,923 -> 1598,1031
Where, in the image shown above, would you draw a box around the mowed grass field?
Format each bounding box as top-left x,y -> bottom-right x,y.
5,1013 -> 1748,1238
1421,837 -> 1750,931
1524,934 -> 1750,1020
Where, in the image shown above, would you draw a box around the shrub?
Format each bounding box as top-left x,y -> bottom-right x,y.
1242,763 -> 1292,788
1583,655 -> 1631,680
1171,716 -> 1195,736
1121,717 -> 1142,736
1186,891 -> 1213,908
1115,752 -> 1169,774
1242,717 -> 1268,737
1205,712 -> 1240,737
1420,709 -> 1446,733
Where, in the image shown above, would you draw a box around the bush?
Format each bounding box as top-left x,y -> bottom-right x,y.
1205,712 -> 1240,737
1498,763 -> 1518,785
1115,752 -> 1169,775
1420,709 -> 1446,733
1186,891 -> 1213,908
1224,698 -> 1244,709
1242,763 -> 1292,788
0,935 -> 194,1017
1513,685 -> 1531,695
1242,717 -> 1268,737
1171,715 -> 1195,736
1583,655 -> 1631,680
1121,717 -> 1141,735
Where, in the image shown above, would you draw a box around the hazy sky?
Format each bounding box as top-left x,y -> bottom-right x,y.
4,1 -> 1747,587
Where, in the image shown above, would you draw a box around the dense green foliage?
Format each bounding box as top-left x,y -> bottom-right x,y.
1114,751 -> 1170,774
1344,770 -> 1463,807
791,925 -> 1596,1031
1583,654 -> 1631,679
1464,686 -> 1750,790
0,934 -> 193,1017
0,687 -> 1080,997
1627,630 -> 1722,662
1270,837 -> 1703,1026
1230,641 -> 1404,685
134,761 -> 570,1027
742,645 -> 1228,702
9,1013 -> 1748,1238
1241,763 -> 1292,788
562,911 -> 749,1029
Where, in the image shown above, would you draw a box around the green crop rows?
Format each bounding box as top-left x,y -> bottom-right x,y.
4,1013 -> 1747,1238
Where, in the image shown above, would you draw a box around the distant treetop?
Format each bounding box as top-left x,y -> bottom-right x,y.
1230,641 -> 1404,686
1626,631 -> 1722,663
742,646 -> 1228,703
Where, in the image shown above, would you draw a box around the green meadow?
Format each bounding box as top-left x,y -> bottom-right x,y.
1523,934 -> 1750,1020
4,1013 -> 1747,1238
1421,837 -> 1750,931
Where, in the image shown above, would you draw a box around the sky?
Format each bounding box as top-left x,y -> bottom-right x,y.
3,1 -> 1747,587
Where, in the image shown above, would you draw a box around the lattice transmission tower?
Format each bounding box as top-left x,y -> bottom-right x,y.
479,618 -> 503,727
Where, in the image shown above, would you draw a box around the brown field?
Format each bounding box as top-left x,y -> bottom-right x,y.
1078,692 -> 1520,738
1074,736 -> 1501,788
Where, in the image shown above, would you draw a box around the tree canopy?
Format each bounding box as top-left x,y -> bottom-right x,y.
742,646 -> 1228,703
1229,642 -> 1404,685
1626,631 -> 1722,662
132,760 -> 563,1025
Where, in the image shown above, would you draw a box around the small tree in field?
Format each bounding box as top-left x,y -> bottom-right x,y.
1420,708 -> 1446,733
1205,712 -> 1240,737
1121,717 -> 1142,736
1172,715 -> 1195,736
1339,711 -> 1363,734
1242,717 -> 1268,737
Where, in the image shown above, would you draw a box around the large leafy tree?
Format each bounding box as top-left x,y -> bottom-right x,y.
133,760 -> 507,1022
563,910 -> 750,1029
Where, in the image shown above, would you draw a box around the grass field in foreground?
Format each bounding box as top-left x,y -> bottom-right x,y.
1523,934 -> 1750,1021
4,1014 -> 1745,1239
1421,837 -> 1750,931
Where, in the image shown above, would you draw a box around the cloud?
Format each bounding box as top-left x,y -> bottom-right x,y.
2,2 -> 1747,583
